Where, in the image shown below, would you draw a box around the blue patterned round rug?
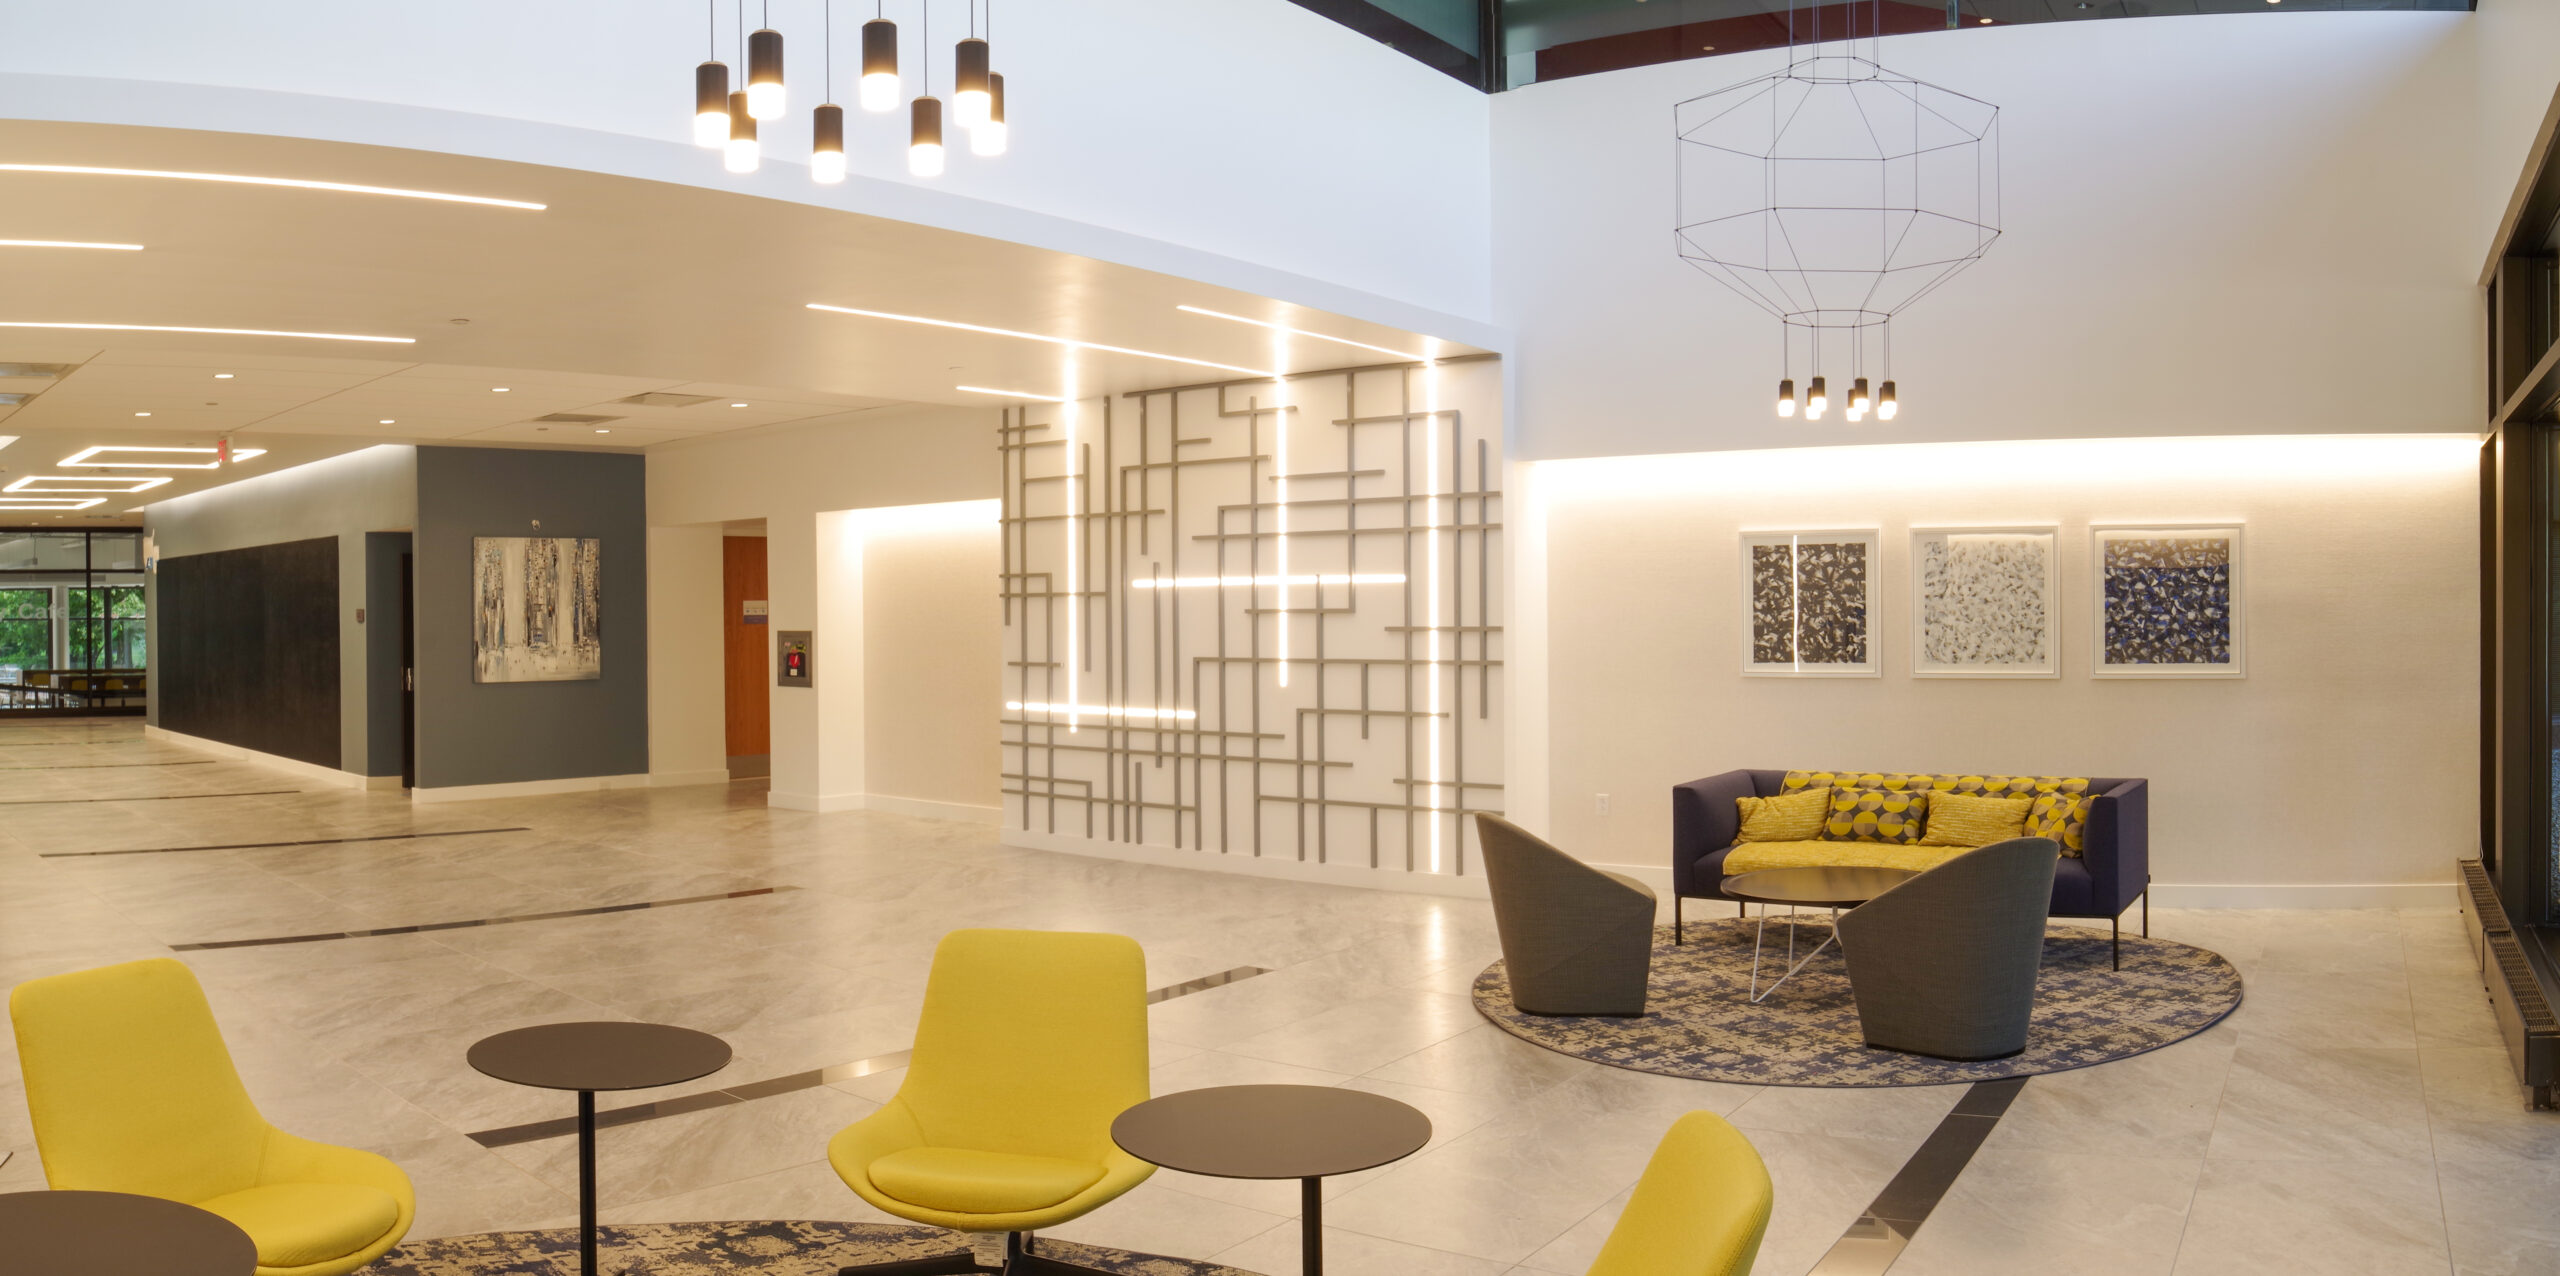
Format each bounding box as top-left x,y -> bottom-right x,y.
370,1220 -> 1261,1275
1472,920 -> 2241,1087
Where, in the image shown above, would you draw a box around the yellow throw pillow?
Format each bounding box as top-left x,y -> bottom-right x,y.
1820,788 -> 1928,845
1920,791 -> 2033,847
2028,792 -> 2092,857
1735,788 -> 1830,842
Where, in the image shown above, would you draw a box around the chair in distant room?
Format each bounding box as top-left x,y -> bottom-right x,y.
9,958 -> 415,1276
825,928 -> 1154,1275
1835,836 -> 2062,1060
1583,1111 -> 1773,1276
1475,815 -> 1658,1016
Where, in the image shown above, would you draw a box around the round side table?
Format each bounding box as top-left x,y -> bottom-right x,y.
0,1189 -> 258,1276
1722,865 -> 1918,1003
1112,1085 -> 1430,1276
468,1021 -> 731,1276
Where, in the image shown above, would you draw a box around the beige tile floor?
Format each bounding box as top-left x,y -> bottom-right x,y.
0,719 -> 2552,1274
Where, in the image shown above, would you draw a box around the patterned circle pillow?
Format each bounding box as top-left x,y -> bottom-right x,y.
1820,787 -> 1929,844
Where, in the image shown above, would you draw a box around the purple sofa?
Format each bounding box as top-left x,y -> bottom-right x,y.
1671,770 -> 2152,967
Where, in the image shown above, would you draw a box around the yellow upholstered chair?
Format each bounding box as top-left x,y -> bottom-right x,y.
1585,1111 -> 1773,1276
827,928 -> 1153,1275
9,958 -> 415,1276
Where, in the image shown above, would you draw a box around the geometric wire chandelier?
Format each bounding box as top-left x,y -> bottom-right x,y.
1675,1 -> 2000,422
693,0 -> 1008,183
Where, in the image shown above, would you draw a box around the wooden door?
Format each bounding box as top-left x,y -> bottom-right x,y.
721,536 -> 770,759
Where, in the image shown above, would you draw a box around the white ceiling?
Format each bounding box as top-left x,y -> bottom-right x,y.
0,120 -> 1484,525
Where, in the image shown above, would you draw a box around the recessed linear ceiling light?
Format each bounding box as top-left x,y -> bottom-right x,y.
379,419 -> 396,425
0,497 -> 104,511
1175,305 -> 1429,361
0,435 -> 15,451
0,322 -> 412,344
213,373 -> 233,379
807,304 -> 1273,377
60,445 -> 267,470
0,239 -> 143,251
0,165 -> 545,210
955,385 -> 1063,402
132,411 -> 150,417
5,475 -> 171,494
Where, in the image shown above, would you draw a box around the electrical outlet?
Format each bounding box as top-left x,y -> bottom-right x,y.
1595,793 -> 1610,817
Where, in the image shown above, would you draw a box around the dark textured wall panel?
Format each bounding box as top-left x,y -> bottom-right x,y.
158,536 -> 341,768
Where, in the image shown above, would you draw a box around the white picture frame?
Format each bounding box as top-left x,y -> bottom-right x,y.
1910,526 -> 2060,679
1740,528 -> 1881,677
2090,523 -> 2245,679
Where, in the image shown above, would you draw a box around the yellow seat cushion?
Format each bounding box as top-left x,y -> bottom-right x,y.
1921,792 -> 2032,847
1734,787 -> 1829,842
1723,840 -> 1973,876
196,1182 -> 401,1269
868,1145 -> 1106,1215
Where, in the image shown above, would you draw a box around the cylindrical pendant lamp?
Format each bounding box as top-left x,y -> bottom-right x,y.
954,38 -> 991,128
909,95 -> 945,177
861,19 -> 900,111
694,61 -> 731,147
747,26 -> 786,118
812,103 -> 847,183
970,73 -> 1007,156
725,90 -> 760,173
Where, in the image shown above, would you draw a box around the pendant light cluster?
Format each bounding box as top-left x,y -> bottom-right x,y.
691,0 -> 1008,184
1773,326 -> 1895,422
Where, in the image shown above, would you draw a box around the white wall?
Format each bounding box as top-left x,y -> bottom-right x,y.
2473,0 -> 2560,264
1491,12 -> 2484,461
1532,433 -> 2479,908
645,524 -> 728,784
0,0 -> 1494,325
863,509 -> 1003,820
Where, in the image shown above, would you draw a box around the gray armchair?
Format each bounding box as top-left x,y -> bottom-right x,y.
1835,837 -> 2061,1060
1474,815 -> 1657,1017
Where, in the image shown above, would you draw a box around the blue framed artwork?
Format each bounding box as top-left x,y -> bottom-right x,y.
2091,524 -> 2244,678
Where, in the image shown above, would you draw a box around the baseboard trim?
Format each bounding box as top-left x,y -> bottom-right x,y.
865,794 -> 1002,825
648,769 -> 732,788
2149,881 -> 2461,909
411,773 -> 650,804
999,827 -> 1491,899
141,726 -> 378,791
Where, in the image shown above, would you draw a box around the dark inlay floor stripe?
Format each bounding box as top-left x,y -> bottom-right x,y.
168,886 -> 802,951
42,827 -> 533,858
465,965 -> 1275,1148
1806,1077 -> 2028,1275
0,759 -> 219,770
0,788 -> 302,806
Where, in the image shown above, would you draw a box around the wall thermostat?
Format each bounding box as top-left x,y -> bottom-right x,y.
777,630 -> 813,688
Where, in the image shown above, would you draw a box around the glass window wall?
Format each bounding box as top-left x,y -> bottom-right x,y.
0,529 -> 149,715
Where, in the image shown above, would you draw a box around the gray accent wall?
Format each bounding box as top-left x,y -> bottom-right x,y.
363,532 -> 413,780
413,446 -> 648,790
145,445 -> 419,774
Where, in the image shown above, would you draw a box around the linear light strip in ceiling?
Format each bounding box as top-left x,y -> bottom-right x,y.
807,304 -> 1273,377
0,239 -> 143,251
0,322 -> 412,344
60,446 -> 267,470
0,165 -> 545,210
955,385 -> 1064,401
0,497 -> 104,510
1130,573 -> 1406,589
4,475 -> 172,493
1176,305 -> 1430,361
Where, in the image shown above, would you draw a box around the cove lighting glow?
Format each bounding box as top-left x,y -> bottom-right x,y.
5,475 -> 171,494
0,322 -> 412,344
0,239 -> 143,251
0,165 -> 545,210
1006,701 -> 1198,722
1177,305 -> 1431,362
956,385 -> 1065,402
1061,361 -> 1081,731
807,304 -> 1273,377
61,445 -> 267,470
0,497 -> 104,510
1271,327 -> 1290,687
1130,574 -> 1406,589
1422,341 -> 1444,873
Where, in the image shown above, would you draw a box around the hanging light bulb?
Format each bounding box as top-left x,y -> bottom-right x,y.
724,90 -> 760,173
747,22 -> 786,119
695,61 -> 731,147
910,95 -> 945,176
1849,377 -> 1871,413
1775,379 -> 1796,418
861,17 -> 900,111
812,103 -> 846,183
954,38 -> 992,129
1805,376 -> 1827,420
1877,381 -> 1898,420
969,72 -> 1007,156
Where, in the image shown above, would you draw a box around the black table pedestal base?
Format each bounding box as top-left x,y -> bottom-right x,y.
578,1090 -> 597,1276
1301,1177 -> 1322,1276
836,1231 -> 1123,1276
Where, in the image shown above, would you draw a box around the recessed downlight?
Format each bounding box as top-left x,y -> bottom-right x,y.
492,387 -> 510,392
0,239 -> 144,251
379,419 -> 396,425
0,164 -> 545,210
61,445 -> 266,470
594,428 -> 611,434
132,411 -> 150,417
730,402 -> 749,407
0,322 -> 412,344
213,373 -> 234,379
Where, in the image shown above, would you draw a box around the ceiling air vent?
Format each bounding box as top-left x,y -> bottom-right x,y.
614,391 -> 718,407
530,412 -> 622,425
0,363 -> 75,379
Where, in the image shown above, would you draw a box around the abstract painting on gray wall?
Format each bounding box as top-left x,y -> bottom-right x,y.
1742,530 -> 1877,675
472,536 -> 601,683
1914,528 -> 2057,677
2093,525 -> 2243,678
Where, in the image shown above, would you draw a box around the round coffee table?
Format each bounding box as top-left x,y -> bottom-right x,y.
1112,1085 -> 1431,1276
468,1022 -> 731,1276
0,1189 -> 258,1275
1722,866 -> 1917,1003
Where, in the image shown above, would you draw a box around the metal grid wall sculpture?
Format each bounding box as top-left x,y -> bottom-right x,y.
1000,357 -> 1504,875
